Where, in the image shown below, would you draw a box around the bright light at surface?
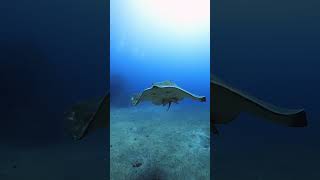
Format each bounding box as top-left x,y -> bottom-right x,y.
130,0 -> 210,39
111,0 -> 210,65
110,0 -> 210,98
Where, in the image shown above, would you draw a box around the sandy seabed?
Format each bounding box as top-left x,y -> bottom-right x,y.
0,140 -> 107,180
110,105 -> 210,180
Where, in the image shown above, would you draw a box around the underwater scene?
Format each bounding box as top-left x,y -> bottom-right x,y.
212,0 -> 320,179
110,0 -> 210,179
0,0 -> 108,179
1,0 -> 320,179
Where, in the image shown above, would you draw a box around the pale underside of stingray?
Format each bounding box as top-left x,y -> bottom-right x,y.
131,81 -> 206,110
65,77 -> 307,140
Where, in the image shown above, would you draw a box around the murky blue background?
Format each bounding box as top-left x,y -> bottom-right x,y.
0,0 -> 108,179
212,0 -> 320,179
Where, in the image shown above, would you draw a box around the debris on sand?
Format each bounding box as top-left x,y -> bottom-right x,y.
132,161 -> 142,168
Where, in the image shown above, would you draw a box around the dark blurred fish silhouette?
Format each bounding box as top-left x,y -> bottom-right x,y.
65,94 -> 109,140
210,77 -> 307,135
65,76 -> 307,140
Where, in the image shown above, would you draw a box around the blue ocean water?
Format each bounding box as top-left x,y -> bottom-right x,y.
0,0 -> 108,143
0,0 -> 108,179
110,0 -> 210,106
110,1 -> 210,179
212,0 -> 320,179
0,0 -> 319,179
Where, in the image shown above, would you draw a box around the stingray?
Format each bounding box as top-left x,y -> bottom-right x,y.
210,77 -> 307,134
65,77 -> 307,140
131,81 -> 206,110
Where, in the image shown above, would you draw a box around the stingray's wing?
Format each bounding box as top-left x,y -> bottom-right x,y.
211,77 -> 307,127
65,92 -> 109,140
81,93 -> 109,139
152,81 -> 177,86
150,86 -> 206,103
133,87 -> 160,105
